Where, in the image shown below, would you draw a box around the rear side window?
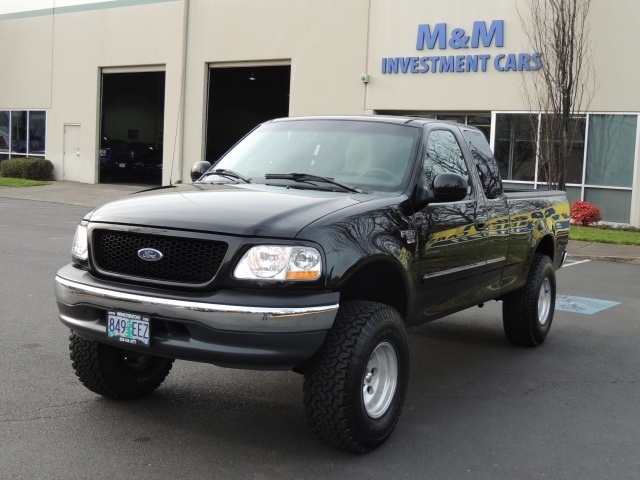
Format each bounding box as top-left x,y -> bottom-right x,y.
463,129 -> 503,199
424,129 -> 471,196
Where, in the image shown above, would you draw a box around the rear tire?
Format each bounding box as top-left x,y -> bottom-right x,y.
69,332 -> 174,400
303,301 -> 409,453
502,254 -> 556,346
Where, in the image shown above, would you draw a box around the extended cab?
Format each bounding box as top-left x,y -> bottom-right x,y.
55,116 -> 569,452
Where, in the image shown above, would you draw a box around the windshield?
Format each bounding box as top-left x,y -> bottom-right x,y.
210,119 -> 421,192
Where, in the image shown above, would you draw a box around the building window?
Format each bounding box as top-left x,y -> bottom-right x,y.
435,114 -> 492,140
583,114 -> 637,223
466,115 -> 492,140
584,188 -> 632,224
492,111 -> 639,224
494,113 -> 537,182
11,111 -> 27,154
0,110 -> 47,161
585,115 -> 637,188
376,111 -> 492,140
29,111 -> 46,155
0,111 -> 9,159
539,115 -> 586,185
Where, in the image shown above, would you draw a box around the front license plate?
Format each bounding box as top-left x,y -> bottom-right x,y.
119,163 -> 126,168
107,311 -> 150,347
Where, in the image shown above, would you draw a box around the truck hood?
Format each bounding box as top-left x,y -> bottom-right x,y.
87,183 -> 368,238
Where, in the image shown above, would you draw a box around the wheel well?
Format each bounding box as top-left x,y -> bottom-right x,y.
339,261 -> 407,319
535,234 -> 555,261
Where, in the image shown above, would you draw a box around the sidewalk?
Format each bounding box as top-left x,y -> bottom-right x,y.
0,180 -> 148,207
2,181 -> 640,264
566,240 -> 640,265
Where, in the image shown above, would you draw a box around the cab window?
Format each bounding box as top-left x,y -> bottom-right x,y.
424,129 -> 471,196
463,129 -> 503,199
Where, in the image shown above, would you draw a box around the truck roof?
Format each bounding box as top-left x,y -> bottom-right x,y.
268,115 -> 445,128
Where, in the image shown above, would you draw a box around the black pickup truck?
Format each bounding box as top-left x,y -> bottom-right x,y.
55,116 -> 569,452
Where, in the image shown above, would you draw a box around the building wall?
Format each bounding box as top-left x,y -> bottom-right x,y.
1,0 -> 639,224
367,0 -> 529,112
0,14 -> 54,110
588,1 -> 640,113
0,0 -> 183,183
50,2 -> 183,184
178,0 -> 370,183
366,0 -> 640,113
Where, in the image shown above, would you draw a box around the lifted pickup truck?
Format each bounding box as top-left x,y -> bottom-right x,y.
55,116 -> 569,453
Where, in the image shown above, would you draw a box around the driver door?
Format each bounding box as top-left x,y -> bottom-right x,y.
413,127 -> 489,322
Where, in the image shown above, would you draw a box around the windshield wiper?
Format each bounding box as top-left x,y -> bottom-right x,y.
264,173 -> 363,193
202,169 -> 251,184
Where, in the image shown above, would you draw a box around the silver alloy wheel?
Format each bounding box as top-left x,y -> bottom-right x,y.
362,341 -> 398,419
538,277 -> 552,326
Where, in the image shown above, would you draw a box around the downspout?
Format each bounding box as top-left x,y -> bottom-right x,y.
363,0 -> 372,114
175,0 -> 189,183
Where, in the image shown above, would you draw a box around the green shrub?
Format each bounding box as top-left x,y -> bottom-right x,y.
0,157 -> 54,181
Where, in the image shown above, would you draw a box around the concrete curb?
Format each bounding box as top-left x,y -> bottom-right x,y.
567,255 -> 640,265
566,240 -> 640,265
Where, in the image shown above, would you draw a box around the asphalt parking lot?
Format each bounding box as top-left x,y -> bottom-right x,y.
1,197 -> 639,479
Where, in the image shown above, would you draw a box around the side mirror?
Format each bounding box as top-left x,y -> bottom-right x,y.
191,161 -> 212,182
407,172 -> 469,213
431,173 -> 468,202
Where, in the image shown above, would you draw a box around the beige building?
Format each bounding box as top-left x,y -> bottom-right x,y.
1,0 -> 639,225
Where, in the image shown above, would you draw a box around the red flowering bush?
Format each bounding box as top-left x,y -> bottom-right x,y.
571,201 -> 602,226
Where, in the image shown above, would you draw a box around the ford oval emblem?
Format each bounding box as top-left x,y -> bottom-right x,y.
138,248 -> 163,262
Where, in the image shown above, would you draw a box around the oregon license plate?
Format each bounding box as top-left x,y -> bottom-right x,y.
107,311 -> 150,347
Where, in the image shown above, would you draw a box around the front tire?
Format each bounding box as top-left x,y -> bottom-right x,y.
502,253 -> 556,346
303,301 -> 409,453
69,332 -> 174,400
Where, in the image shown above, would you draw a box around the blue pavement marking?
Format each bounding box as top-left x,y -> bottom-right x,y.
556,295 -> 620,315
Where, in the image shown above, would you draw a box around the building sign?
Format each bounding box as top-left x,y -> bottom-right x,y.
381,20 -> 542,75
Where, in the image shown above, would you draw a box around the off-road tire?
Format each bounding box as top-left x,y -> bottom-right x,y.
502,253 -> 556,346
69,332 -> 174,400
303,301 -> 409,453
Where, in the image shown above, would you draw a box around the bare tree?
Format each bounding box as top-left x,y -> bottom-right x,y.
519,0 -> 596,191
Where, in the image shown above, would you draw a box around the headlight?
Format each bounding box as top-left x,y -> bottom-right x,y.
71,225 -> 88,261
234,245 -> 321,281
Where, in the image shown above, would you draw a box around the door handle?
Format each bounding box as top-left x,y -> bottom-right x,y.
475,221 -> 487,231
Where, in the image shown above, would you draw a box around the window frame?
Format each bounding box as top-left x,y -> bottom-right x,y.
490,110 -> 640,224
0,109 -> 47,160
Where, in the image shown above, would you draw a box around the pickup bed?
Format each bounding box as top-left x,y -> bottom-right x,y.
55,115 -> 569,452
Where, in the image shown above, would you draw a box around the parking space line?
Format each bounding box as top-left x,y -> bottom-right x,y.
562,258 -> 591,268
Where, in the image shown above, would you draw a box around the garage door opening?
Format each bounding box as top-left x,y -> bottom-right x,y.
206,65 -> 290,163
99,71 -> 165,185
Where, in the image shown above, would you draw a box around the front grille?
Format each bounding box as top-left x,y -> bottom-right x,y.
92,229 -> 228,284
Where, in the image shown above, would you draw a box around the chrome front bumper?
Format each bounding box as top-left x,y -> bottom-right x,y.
54,265 -> 339,369
54,266 -> 338,334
